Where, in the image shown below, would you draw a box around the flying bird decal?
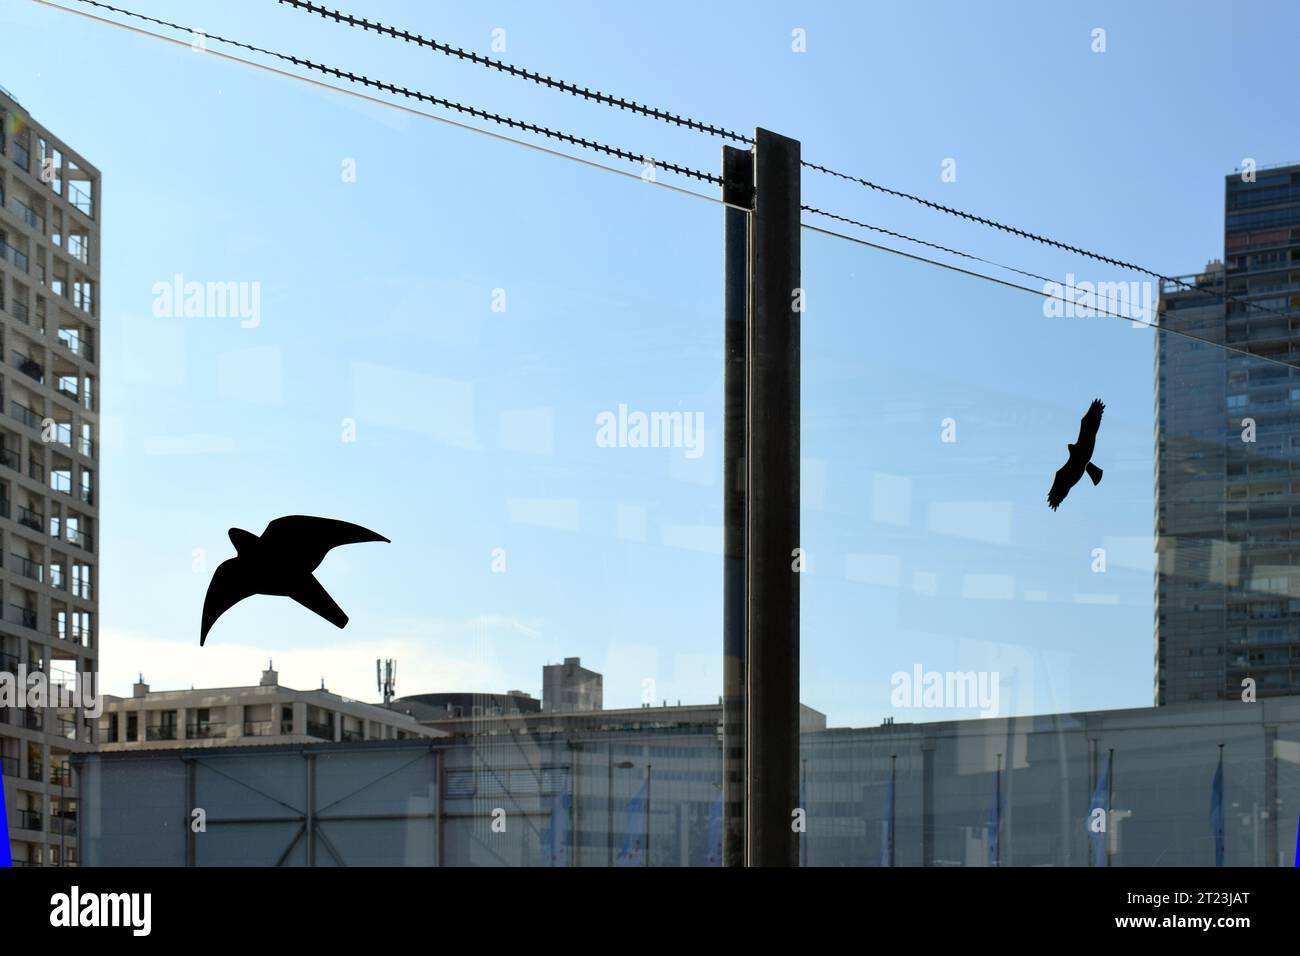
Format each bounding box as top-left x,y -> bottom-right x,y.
1047,399 -> 1105,511
200,515 -> 389,646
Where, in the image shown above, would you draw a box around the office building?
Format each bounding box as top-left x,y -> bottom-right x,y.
1156,162 -> 1300,704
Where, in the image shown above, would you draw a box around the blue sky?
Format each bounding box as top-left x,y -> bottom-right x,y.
5,0 -> 1296,725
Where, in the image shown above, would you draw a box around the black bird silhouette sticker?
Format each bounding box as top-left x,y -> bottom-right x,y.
200,516 -> 389,646
1047,400 -> 1105,511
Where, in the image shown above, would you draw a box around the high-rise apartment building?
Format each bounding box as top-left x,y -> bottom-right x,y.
0,86 -> 100,866
1156,163 -> 1300,705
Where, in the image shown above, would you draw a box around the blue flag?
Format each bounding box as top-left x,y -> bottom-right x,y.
542,772 -> 571,867
987,769 -> 1001,867
1210,755 -> 1224,868
0,776 -> 9,867
615,780 -> 647,867
1088,750 -> 1112,867
704,790 -> 723,866
880,774 -> 895,867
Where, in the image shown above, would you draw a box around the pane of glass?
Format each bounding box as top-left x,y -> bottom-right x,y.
802,226 -> 1297,866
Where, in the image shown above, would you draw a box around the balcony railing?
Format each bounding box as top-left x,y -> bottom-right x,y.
48,815 -> 75,835
0,240 -> 28,273
29,459 -> 43,481
0,755 -> 17,777
8,605 -> 36,629
10,299 -> 27,324
67,182 -> 91,217
80,486 -> 93,505
12,198 -> 43,233
12,141 -> 29,171
12,352 -> 42,383
22,708 -> 41,730
185,722 -> 224,740
243,719 -> 295,737
9,553 -> 40,582
49,766 -> 72,786
9,401 -> 39,430
55,717 -> 76,740
145,725 -> 177,741
17,505 -> 43,531
0,447 -> 17,473
26,759 -> 41,780
306,720 -> 333,741
18,810 -> 41,832
340,729 -> 364,742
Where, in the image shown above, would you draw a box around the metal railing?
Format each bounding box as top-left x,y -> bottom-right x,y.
146,725 -> 177,741
0,755 -> 17,777
12,352 -> 42,382
12,198 -> 43,233
0,447 -> 16,472
17,504 -> 43,531
9,401 -> 40,430
18,809 -> 41,831
0,240 -> 28,273
11,299 -> 27,324
185,722 -> 224,740
67,182 -> 91,217
8,605 -> 36,629
9,553 -> 40,582
306,720 -> 333,740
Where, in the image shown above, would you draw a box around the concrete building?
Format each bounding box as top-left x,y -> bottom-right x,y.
0,85 -> 100,867
1156,162 -> 1300,704
542,656 -> 602,713
97,665 -> 443,752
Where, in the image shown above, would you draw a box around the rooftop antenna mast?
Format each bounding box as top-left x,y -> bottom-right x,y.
378,658 -> 397,707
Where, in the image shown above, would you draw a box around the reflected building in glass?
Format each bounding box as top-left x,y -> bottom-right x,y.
1156,162 -> 1300,705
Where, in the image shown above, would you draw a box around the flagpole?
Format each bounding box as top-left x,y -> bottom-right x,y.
995,753 -> 1002,868
889,754 -> 896,868
1106,748 -> 1114,868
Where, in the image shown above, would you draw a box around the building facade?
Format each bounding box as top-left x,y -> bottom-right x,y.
97,666 -> 443,752
0,86 -> 100,867
1156,163 -> 1300,704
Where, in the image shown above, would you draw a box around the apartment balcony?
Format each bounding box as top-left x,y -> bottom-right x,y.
17,810 -> 41,832
79,486 -> 93,506
9,401 -> 39,431
26,760 -> 41,781
185,722 -> 224,740
28,459 -> 42,482
8,605 -> 36,629
67,182 -> 92,218
0,650 -> 16,671
49,766 -> 72,787
0,755 -> 17,777
12,352 -> 42,383
48,815 -> 76,836
306,720 -> 333,741
22,708 -> 41,730
11,198 -> 43,234
145,725 -> 177,742
9,553 -> 40,583
17,504 -> 43,532
243,719 -> 294,737
0,240 -> 28,273
340,729 -> 364,743
9,298 -> 27,324
11,141 -> 28,171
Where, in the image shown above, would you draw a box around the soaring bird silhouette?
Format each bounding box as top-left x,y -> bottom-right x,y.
200,516 -> 389,646
1047,399 -> 1105,511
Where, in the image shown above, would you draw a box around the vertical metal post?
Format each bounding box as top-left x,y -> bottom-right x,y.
185,758 -> 196,866
1265,724 -> 1278,865
921,736 -> 935,866
721,144 -> 752,868
745,128 -> 800,867
305,751 -> 316,867
644,763 -> 652,867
